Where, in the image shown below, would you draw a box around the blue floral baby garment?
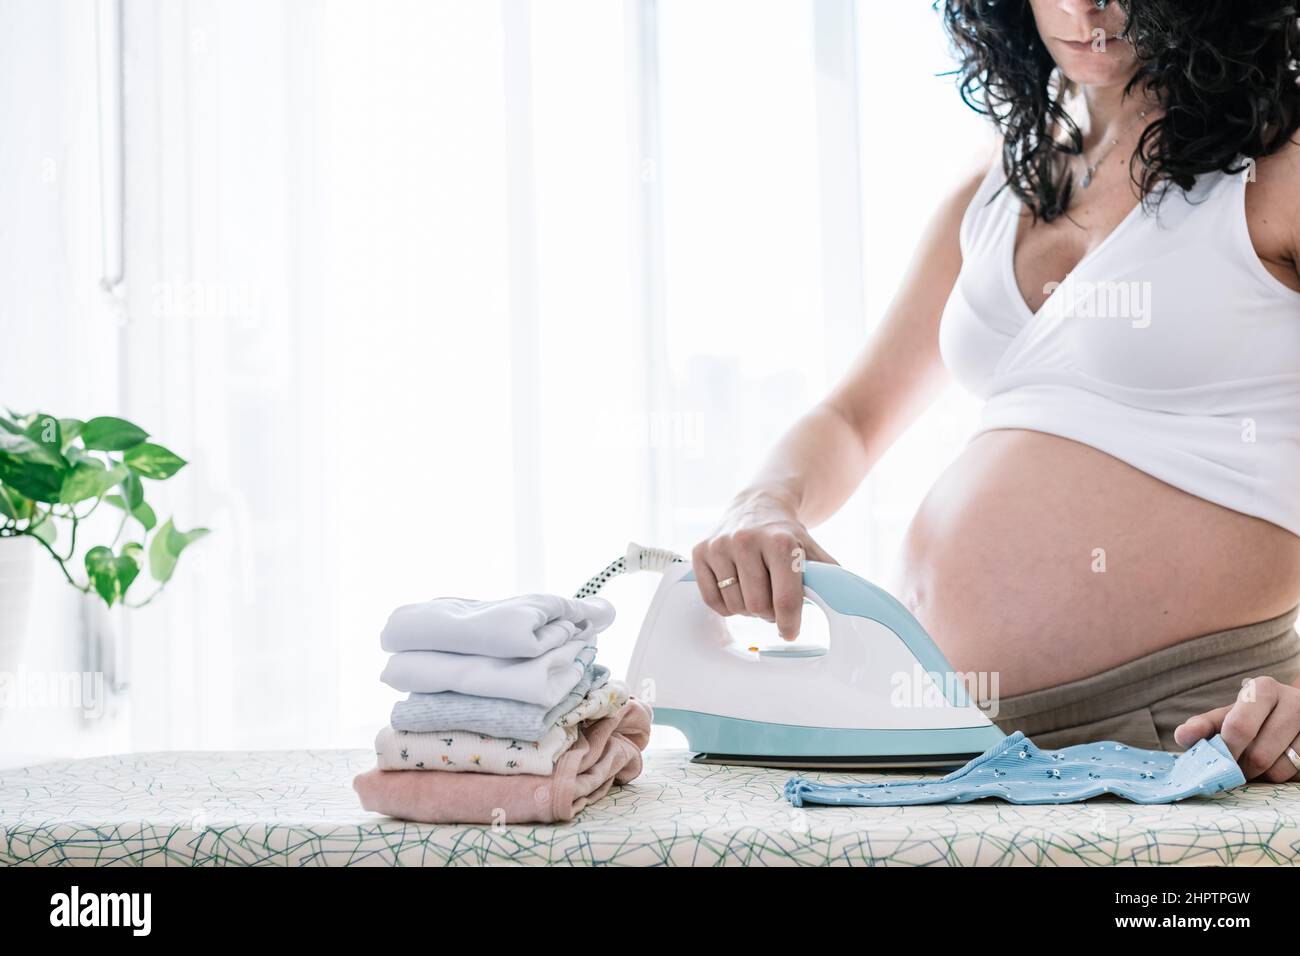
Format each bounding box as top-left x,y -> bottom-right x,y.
784,731 -> 1245,808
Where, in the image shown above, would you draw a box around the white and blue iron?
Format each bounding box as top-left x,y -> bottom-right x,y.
620,548 -> 1006,769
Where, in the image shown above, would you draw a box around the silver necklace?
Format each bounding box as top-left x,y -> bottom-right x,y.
1079,109 -> 1150,188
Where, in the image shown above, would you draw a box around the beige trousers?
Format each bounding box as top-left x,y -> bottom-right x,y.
990,606 -> 1300,751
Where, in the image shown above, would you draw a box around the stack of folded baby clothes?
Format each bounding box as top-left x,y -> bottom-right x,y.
353,593 -> 652,824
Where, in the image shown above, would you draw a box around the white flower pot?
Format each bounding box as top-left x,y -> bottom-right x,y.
0,536 -> 36,678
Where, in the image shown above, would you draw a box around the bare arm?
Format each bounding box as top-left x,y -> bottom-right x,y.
741,166 -> 984,527
1245,138 -> 1300,292
692,153 -> 993,638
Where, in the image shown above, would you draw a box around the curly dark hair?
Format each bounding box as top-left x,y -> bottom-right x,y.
940,0 -> 1300,221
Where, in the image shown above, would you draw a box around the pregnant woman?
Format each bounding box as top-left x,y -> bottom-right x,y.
693,0 -> 1300,779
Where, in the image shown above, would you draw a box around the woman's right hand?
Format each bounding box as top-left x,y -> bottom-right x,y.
691,491 -> 838,641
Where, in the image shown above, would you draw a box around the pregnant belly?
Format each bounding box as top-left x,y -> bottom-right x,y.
893,429 -> 1300,696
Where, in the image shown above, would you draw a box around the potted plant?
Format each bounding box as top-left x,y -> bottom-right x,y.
0,411 -> 208,674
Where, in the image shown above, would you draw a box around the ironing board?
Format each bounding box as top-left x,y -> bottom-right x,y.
2,747 -> 1298,866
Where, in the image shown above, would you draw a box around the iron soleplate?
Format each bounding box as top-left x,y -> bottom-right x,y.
689,751 -> 979,770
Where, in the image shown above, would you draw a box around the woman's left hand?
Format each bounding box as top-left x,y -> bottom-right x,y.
1174,676 -> 1300,782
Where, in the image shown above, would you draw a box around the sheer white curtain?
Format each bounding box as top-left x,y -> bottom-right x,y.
109,0 -> 987,751
0,0 -> 130,763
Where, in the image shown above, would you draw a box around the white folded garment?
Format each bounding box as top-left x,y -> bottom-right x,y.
380,637 -> 593,707
379,593 -> 615,657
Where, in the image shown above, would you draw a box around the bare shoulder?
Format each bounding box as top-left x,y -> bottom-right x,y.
955,135 -> 1002,200
935,135 -> 1003,230
1246,137 -> 1300,244
1251,136 -> 1300,196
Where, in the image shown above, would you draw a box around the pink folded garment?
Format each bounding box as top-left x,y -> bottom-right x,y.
354,698 -> 652,824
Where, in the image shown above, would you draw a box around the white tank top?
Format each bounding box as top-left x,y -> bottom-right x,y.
939,159 -> 1300,536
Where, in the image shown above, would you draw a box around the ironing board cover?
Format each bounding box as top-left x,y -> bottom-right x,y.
0,747 -> 1295,865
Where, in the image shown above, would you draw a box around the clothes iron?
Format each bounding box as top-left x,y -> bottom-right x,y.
623,554 -> 1006,770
